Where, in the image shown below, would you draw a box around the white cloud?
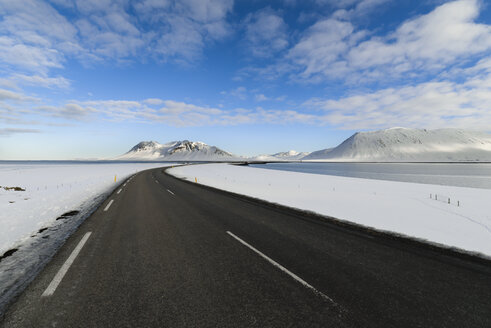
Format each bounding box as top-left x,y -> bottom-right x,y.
240,0 -> 489,86
0,89 -> 26,102
0,0 -> 77,73
331,0 -> 391,19
0,0 -> 234,75
11,74 -> 70,89
153,16 -> 206,62
0,0 -> 77,44
160,100 -> 222,115
139,0 -> 234,62
287,18 -> 361,81
284,0 -> 491,83
0,0 -> 238,119
0,128 -> 40,136
0,36 -> 64,73
313,0 -> 358,7
228,86 -> 247,100
0,88 -> 36,102
255,94 -> 269,102
37,103 -> 96,120
347,0 -> 491,74
0,78 -> 17,90
74,3 -> 146,60
304,61 -> 491,130
176,0 -> 233,23
133,0 -> 170,14
244,8 -> 289,57
6,96 -> 318,127
143,98 -> 164,105
10,76 -> 490,129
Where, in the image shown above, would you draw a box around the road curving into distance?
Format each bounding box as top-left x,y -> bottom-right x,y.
1,167 -> 490,327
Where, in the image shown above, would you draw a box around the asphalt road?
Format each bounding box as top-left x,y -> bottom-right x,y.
1,167 -> 490,327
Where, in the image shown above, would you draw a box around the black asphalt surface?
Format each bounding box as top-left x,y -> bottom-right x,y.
1,167 -> 490,327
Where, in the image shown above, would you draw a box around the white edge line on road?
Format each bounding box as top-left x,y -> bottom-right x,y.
226,231 -> 336,305
117,189 -> 122,194
42,232 -> 92,297
167,189 -> 175,195
104,199 -> 114,212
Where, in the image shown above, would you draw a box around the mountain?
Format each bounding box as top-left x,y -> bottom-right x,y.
252,150 -> 310,161
303,128 -> 491,162
301,148 -> 334,160
117,140 -> 237,161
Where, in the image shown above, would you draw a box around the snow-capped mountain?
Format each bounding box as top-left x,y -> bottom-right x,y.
117,140 -> 237,161
252,150 -> 310,161
301,148 -> 334,160
303,128 -> 491,162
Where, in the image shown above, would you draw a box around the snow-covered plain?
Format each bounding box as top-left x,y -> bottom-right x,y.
169,164 -> 491,257
0,162 -> 168,254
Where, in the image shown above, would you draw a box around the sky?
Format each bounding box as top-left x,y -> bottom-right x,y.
0,0 -> 491,159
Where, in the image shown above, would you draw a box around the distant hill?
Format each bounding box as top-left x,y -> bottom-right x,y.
116,140 -> 237,161
252,150 -> 310,161
303,128 -> 491,162
116,128 -> 491,162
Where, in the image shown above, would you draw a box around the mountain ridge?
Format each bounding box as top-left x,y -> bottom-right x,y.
252,150 -> 310,161
117,140 -> 237,161
117,128 -> 491,162
303,128 -> 491,162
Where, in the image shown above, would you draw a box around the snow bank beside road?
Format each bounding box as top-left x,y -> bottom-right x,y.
0,163 -> 168,254
169,164 -> 491,257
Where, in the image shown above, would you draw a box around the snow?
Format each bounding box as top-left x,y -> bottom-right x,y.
169,163 -> 491,257
116,140 -> 239,161
252,150 -> 310,161
0,162 -> 168,254
303,128 -> 491,162
118,128 -> 491,163
0,162 -> 172,314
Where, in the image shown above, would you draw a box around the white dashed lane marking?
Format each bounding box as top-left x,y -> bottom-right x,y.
104,200 -> 114,212
42,232 -> 92,297
226,231 -> 336,305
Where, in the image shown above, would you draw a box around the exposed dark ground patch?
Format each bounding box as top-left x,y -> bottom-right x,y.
0,250 -> 18,263
2,168 -> 489,328
0,177 -> 129,319
1,187 -> 25,192
56,210 -> 80,220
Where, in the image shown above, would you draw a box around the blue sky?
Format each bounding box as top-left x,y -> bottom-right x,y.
0,0 -> 490,159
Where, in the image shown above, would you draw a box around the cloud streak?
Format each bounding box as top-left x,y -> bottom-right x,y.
0,128 -> 41,136
0,0 -> 234,79
243,8 -> 289,58
305,59 -> 491,130
252,0 -> 491,85
3,52 -> 491,131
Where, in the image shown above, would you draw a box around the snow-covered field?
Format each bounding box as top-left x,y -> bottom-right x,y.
169,163 -> 491,257
0,162 -> 168,255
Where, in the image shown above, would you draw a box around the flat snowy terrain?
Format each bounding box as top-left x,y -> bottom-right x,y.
169,164 -> 491,257
0,163 -> 168,255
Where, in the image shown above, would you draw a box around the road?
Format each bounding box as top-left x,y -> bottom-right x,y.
1,167 -> 490,327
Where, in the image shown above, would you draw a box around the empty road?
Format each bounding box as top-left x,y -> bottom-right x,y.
1,167 -> 490,327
